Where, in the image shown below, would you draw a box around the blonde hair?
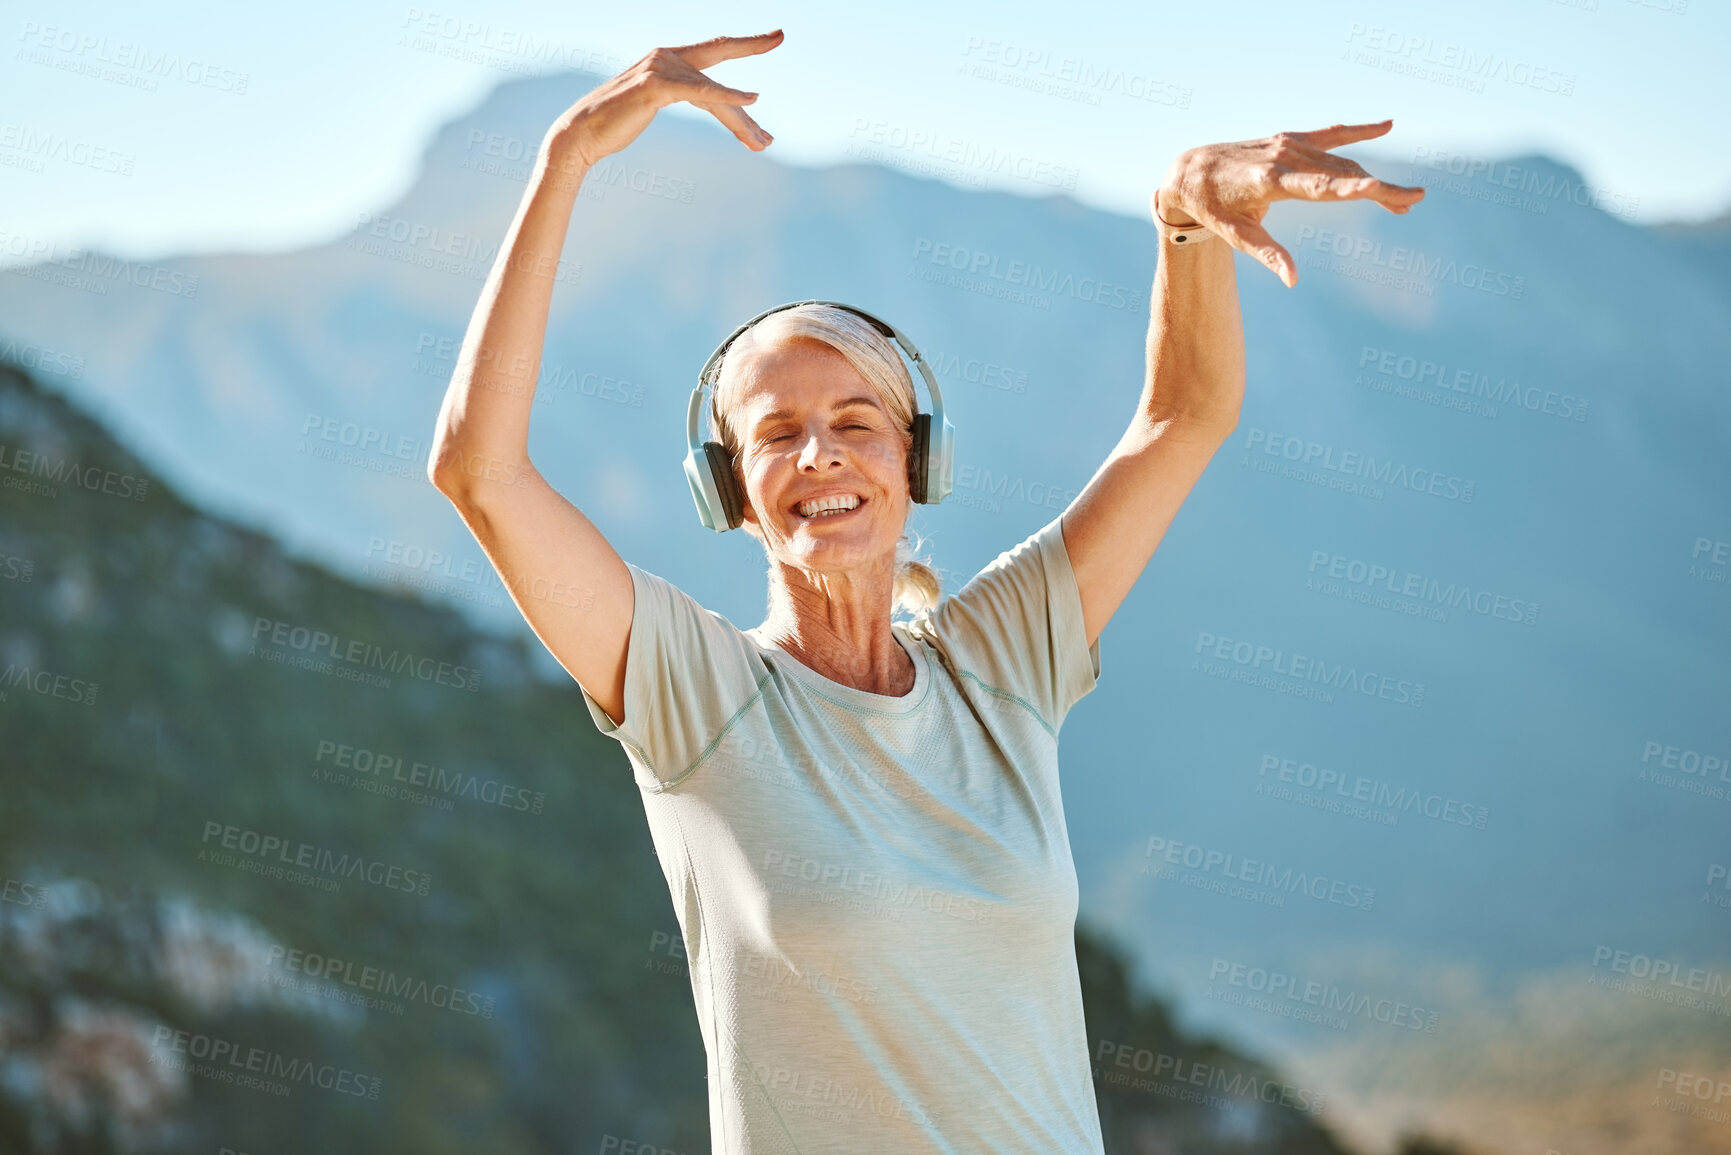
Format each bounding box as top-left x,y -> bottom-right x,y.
710,304 -> 941,617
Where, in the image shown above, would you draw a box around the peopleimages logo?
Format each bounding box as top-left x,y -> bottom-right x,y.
0,441 -> 150,502
1093,1045 -> 1322,1115
249,615 -> 482,692
909,238 -> 1144,312
760,849 -> 993,924
1257,753 -> 1491,830
0,337 -> 85,380
313,739 -> 545,814
741,951 -> 879,1007
1307,550 -> 1539,627
1093,1040 -> 1326,1114
1408,147 -> 1640,220
958,37 -> 1193,108
1,878 -> 48,909
1206,958 -> 1440,1032
920,347 -> 1028,394
15,21 -> 251,94
848,118 -> 1079,191
199,820 -> 432,897
1357,345 -> 1587,423
1293,225 -> 1526,299
0,663 -> 99,707
1589,945 -> 1731,1005
266,942 -> 495,1018
0,230 -> 199,297
1194,629 -> 1426,708
1243,427 -> 1474,505
1143,835 -> 1377,910
149,1026 -> 380,1098
396,8 -> 629,76
1342,23 -> 1575,96
748,1064 -> 937,1128
1641,740 -> 1730,781
0,122 -> 136,175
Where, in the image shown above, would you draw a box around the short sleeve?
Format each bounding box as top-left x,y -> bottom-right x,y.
913,514 -> 1101,734
578,562 -> 772,792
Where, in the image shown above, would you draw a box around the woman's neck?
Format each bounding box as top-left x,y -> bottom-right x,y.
756,562 -> 915,696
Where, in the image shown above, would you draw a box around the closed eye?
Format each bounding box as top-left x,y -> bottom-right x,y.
767,423 -> 871,442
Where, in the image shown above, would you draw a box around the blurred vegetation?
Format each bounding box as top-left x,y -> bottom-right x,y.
0,360 -> 1423,1153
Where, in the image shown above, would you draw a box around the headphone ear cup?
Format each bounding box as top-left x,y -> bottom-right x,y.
702,441 -> 744,529
908,413 -> 932,504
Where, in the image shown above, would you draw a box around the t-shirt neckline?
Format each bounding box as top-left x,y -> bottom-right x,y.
746,623 -> 932,714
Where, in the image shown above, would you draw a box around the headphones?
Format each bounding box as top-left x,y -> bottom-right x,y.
682,300 -> 956,532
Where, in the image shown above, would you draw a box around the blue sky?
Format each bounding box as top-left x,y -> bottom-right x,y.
3,0 -> 1725,265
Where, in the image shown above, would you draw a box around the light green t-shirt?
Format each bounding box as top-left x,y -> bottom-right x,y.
579,514 -> 1105,1153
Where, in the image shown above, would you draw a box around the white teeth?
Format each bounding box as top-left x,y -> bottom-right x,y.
797,494 -> 862,518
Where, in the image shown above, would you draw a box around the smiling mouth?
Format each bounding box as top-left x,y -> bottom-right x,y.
793,495 -> 866,522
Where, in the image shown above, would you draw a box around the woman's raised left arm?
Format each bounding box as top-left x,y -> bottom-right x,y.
1060,120 -> 1425,649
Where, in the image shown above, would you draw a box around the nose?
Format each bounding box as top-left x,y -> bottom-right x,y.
795,425 -> 845,472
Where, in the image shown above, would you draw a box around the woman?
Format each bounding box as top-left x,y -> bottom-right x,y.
428,30 -> 1422,1153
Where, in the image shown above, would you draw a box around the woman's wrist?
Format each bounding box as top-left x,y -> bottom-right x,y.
1152,186 -> 1219,249
1154,185 -> 1199,228
529,128 -> 596,198
543,122 -> 602,174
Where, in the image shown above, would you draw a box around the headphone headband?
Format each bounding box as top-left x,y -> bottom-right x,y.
681,300 -> 956,532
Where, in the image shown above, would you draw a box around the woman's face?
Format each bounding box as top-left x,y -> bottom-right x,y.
731,338 -> 909,581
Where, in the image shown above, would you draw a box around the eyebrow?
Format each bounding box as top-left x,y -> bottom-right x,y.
750,396 -> 883,429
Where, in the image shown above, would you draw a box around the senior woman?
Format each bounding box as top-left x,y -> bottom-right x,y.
428,29 -> 1422,1153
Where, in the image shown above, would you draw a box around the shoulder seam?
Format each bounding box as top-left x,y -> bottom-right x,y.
955,668 -> 1057,739
644,668 -> 776,793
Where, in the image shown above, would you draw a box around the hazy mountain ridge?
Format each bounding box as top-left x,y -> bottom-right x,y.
0,358 -> 1397,1153
2,67 -> 1729,1154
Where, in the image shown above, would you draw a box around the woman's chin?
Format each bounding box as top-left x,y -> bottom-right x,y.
784,527 -> 892,570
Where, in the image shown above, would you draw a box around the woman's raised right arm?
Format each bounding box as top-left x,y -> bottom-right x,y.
428,31 -> 783,725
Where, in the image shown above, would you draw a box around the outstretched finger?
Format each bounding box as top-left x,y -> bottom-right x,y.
1210,213 -> 1297,288
663,73 -> 760,108
1293,148 -> 1370,177
670,30 -> 785,71
1277,171 -> 1425,213
1289,119 -> 1394,151
698,98 -> 773,151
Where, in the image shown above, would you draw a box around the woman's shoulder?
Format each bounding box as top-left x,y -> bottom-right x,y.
620,561 -> 770,670
584,561 -> 777,790
897,516 -> 1096,735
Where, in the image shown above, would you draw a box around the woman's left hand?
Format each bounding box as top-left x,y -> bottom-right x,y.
1155,119 -> 1425,288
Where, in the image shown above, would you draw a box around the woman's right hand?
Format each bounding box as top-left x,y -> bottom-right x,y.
551,31 -> 785,167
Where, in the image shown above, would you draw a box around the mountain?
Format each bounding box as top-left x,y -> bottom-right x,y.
0,357 -> 710,1149
0,359 -> 1405,1153
3,67 -> 1728,1152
